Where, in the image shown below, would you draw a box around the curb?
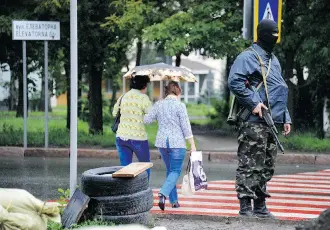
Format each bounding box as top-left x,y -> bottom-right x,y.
0,147 -> 329,165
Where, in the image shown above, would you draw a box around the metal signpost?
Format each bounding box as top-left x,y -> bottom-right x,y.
253,0 -> 283,43
242,0 -> 253,40
70,0 -> 78,198
12,21 -> 60,149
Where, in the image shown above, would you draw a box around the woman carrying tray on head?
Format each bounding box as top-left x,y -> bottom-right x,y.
112,75 -> 152,179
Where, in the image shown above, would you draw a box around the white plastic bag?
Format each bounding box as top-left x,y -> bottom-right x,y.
189,151 -> 208,191
181,160 -> 195,196
181,151 -> 207,195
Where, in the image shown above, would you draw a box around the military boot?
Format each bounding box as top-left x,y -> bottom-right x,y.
239,197 -> 253,217
253,197 -> 275,218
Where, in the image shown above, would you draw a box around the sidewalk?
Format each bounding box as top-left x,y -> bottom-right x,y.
0,145 -> 329,165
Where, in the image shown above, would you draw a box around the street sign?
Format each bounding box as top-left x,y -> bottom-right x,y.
12,20 -> 60,149
12,20 -> 60,41
253,0 -> 283,43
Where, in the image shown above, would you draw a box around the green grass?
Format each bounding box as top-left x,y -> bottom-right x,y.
0,104 -> 210,148
6,105 -> 330,153
190,119 -> 210,125
0,107 -> 66,119
186,103 -> 213,117
0,111 -> 158,148
281,132 -> 330,153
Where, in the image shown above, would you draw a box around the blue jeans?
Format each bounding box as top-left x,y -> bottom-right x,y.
115,137 -> 151,179
159,140 -> 186,204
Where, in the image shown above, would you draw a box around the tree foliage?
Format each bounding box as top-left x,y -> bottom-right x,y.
143,1 -> 248,60
275,0 -> 330,137
1,0 -> 330,138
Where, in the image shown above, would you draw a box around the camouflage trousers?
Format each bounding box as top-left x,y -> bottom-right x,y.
235,122 -> 277,199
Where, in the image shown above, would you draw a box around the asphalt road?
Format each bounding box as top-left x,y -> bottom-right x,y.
0,156 -> 328,201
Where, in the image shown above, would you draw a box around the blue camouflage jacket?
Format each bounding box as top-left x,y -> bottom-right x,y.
228,43 -> 292,124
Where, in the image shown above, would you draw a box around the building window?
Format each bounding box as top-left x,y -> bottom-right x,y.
188,82 -> 195,96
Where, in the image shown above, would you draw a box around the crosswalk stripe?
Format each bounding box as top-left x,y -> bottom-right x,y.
151,201 -> 326,214
151,207 -> 320,220
298,172 -> 330,176
175,184 -> 330,196
268,178 -> 330,184
209,180 -> 330,189
151,169 -> 330,221
151,195 -> 330,209
273,175 -> 330,180
152,188 -> 330,200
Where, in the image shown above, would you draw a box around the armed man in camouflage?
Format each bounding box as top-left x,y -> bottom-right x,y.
228,19 -> 292,218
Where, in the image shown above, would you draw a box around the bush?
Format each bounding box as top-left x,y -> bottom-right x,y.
206,100 -> 228,128
281,132 -> 330,152
79,96 -> 113,125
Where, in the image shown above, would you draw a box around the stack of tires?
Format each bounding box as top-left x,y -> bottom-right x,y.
81,166 -> 154,225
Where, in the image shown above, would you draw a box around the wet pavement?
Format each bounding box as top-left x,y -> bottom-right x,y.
195,134 -> 238,151
0,156 -> 328,201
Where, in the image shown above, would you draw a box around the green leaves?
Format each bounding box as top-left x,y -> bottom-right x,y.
142,0 -> 247,59
103,0 -> 154,39
143,12 -> 193,56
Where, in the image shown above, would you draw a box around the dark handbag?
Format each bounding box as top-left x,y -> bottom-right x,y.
111,95 -> 124,133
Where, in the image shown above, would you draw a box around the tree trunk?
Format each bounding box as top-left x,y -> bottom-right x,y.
65,62 -> 70,130
222,55 -> 235,117
8,70 -> 17,111
295,63 -> 313,130
315,92 -> 325,139
283,50 -> 295,126
39,75 -> 45,111
48,79 -> 53,112
136,38 -> 142,66
16,71 -> 24,117
88,64 -> 103,135
175,53 -> 181,67
78,73 -> 82,118
224,56 -> 234,103
109,77 -> 118,115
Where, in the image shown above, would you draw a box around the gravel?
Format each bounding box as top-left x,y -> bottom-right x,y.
152,215 -> 303,230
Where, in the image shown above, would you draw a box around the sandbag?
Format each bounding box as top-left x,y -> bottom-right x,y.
0,204 -> 37,230
0,188 -> 61,230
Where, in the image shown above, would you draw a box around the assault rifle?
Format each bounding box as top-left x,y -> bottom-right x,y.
262,108 -> 285,154
238,85 -> 285,154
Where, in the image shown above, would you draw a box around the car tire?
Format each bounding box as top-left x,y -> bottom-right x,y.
89,188 -> 154,216
81,166 -> 149,197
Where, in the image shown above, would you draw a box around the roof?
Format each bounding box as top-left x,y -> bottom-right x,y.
180,59 -> 214,72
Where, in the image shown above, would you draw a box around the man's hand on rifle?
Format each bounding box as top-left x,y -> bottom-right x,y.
283,123 -> 291,136
252,102 -> 268,118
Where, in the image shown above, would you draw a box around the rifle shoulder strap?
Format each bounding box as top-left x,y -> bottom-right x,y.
248,47 -> 272,114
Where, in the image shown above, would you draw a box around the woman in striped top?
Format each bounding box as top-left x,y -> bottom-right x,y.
112,75 -> 152,179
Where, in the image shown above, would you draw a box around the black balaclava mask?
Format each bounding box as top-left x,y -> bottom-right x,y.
257,19 -> 279,53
